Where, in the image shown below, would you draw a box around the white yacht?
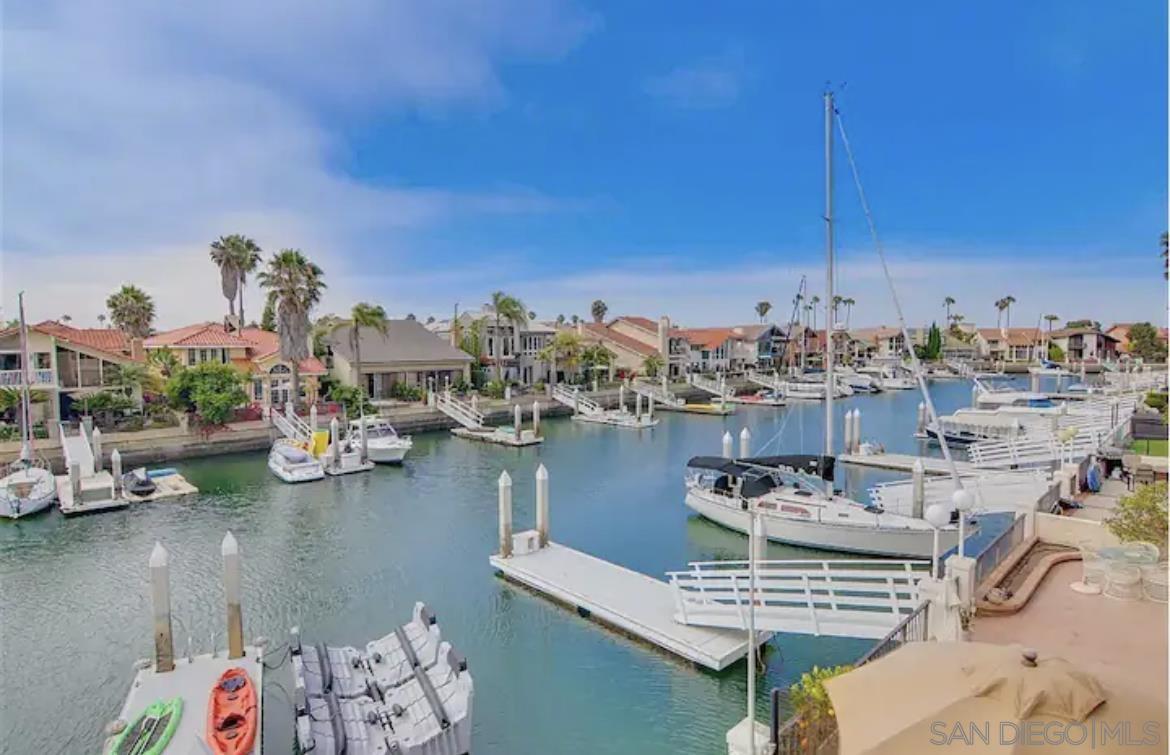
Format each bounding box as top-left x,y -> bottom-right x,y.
972,379 -> 1054,410
684,456 -> 963,558
351,418 -> 412,464
836,367 -> 882,393
268,439 -> 325,483
0,294 -> 57,519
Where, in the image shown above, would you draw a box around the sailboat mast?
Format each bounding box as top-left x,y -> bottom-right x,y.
17,292 -> 32,462
823,90 -> 835,494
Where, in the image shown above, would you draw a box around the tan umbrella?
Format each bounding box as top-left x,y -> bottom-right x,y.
825,642 -> 1167,754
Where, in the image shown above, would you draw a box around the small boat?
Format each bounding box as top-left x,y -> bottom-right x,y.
729,389 -> 787,407
207,667 -> 257,755
267,440 -> 324,484
111,697 -> 182,755
350,417 -> 412,464
122,467 -> 157,497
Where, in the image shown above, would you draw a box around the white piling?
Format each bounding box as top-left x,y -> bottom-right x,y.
471,394 -> 479,414
81,415 -> 94,445
852,409 -> 862,453
648,396 -> 655,420
739,427 -> 752,457
359,415 -> 369,463
150,542 -> 175,672
619,384 -> 626,413
222,532 -> 244,660
310,404 -> 318,431
1029,373 -> 1040,393
498,471 -> 513,558
661,374 -> 668,392
592,378 -> 599,393
505,385 -> 512,401
971,384 -> 980,409
574,387 -> 581,415
532,401 -> 541,436
752,507 -> 767,563
69,461 -> 81,499
330,417 -> 341,468
635,392 -> 643,420
916,402 -> 927,435
842,409 -> 854,454
514,404 -> 522,442
535,464 -> 549,547
722,431 -> 734,459
111,449 -> 123,495
91,428 -> 103,473
911,459 -> 926,519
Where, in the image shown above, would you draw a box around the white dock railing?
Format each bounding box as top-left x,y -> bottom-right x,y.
667,559 -> 930,639
968,415 -> 1130,469
689,373 -> 734,400
550,384 -> 603,416
630,377 -> 684,407
869,469 -> 1051,516
436,392 -> 486,430
271,406 -> 314,444
745,369 -> 785,393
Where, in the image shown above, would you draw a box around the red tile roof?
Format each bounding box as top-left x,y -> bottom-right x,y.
241,327 -> 327,374
581,322 -> 656,356
32,321 -> 141,361
145,322 -> 256,348
678,327 -> 740,351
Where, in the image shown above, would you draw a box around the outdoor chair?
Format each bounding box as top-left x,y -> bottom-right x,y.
1102,562 -> 1143,601
1135,465 -> 1156,487
1075,542 -> 1106,594
1141,562 -> 1169,604
1121,453 -> 1139,490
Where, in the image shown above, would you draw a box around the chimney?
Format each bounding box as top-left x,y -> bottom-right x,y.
576,321 -> 584,336
658,316 -> 670,357
130,337 -> 144,361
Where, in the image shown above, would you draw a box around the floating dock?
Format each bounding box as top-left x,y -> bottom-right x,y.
58,471 -> 198,516
838,452 -> 975,475
657,402 -> 737,416
451,426 -> 543,446
491,542 -> 767,670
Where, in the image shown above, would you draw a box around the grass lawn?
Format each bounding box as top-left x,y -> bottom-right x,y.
1130,438 -> 1169,456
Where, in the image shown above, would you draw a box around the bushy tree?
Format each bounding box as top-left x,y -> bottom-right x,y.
1106,482 -> 1168,554
1129,322 -> 1167,362
165,363 -> 248,424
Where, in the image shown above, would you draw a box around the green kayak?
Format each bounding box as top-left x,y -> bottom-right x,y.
111,697 -> 183,755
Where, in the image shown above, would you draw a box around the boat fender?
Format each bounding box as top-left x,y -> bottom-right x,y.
448,647 -> 468,674
365,711 -> 379,725
351,655 -> 362,669
392,703 -> 405,717
387,741 -> 403,754
316,643 -> 333,692
420,605 -> 437,626
371,651 -> 383,663
367,679 -> 385,703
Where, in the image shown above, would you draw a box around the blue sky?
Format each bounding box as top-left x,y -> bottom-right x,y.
2,0 -> 1166,329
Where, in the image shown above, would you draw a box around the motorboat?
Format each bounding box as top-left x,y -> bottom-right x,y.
0,458 -> 56,519
683,455 -> 964,558
729,389 -> 787,407
268,440 -> 325,483
121,467 -> 157,497
350,418 -> 412,464
836,368 -> 882,393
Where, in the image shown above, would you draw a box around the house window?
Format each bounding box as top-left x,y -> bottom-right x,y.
220,349 -> 229,364
487,338 -> 494,357
187,349 -> 197,366
253,379 -> 263,401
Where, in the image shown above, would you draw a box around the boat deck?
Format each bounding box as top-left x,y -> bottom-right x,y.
106,648 -> 263,755
490,540 -> 768,671
451,427 -> 543,446
58,472 -> 199,516
656,403 -> 737,416
838,453 -> 976,475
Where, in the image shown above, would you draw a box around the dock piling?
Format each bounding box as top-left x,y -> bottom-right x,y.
971,384 -> 979,409
648,396 -> 655,420
310,405 -> 318,431
514,404 -> 522,442
635,392 -> 643,420
222,532 -> 244,660
533,400 -> 541,437
111,449 -> 123,495
911,459 -> 925,519
916,402 -> 927,435
150,542 -> 175,673
574,387 -> 581,415
842,410 -> 854,454
619,384 -> 626,413
471,394 -> 479,414
535,464 -> 549,547
81,415 -> 94,445
92,428 -> 103,473
498,471 -> 513,558
739,427 -> 751,457
359,415 -> 369,463
722,431 -> 733,459
330,417 -> 341,468
69,460 -> 81,499
852,409 -> 862,452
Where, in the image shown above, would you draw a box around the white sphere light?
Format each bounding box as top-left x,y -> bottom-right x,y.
951,489 -> 975,512
924,503 -> 951,529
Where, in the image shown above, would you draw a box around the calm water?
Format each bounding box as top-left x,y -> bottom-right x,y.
0,379 -> 992,754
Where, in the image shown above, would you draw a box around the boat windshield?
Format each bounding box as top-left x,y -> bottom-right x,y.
353,422 -> 397,439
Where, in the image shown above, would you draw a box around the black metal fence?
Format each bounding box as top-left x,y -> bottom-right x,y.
973,513 -> 1026,589
769,601 -> 931,755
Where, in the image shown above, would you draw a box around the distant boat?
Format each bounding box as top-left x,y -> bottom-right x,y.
268,440 -> 324,484
350,417 -> 412,464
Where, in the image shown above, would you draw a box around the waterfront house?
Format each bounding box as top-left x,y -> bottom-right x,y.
577,321 -> 657,377
606,316 -> 690,377
145,323 -> 327,408
677,327 -> 750,373
326,319 -> 473,397
427,305 -> 554,385
0,320 -> 145,433
1047,326 -> 1119,363
1106,323 -> 1170,355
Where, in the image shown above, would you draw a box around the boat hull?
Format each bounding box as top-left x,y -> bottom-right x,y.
365,441 -> 411,464
684,489 -> 960,559
267,454 -> 325,484
0,466 -> 57,519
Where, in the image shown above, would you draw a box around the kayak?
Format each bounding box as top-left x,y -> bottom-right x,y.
111,697 -> 182,755
207,667 -> 257,755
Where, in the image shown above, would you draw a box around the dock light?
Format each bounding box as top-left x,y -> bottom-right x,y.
925,503 -> 951,579
952,488 -> 974,558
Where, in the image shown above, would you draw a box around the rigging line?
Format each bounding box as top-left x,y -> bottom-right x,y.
833,109 -> 964,492
754,400 -> 796,455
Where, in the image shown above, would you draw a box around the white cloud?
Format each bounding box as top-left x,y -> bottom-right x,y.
643,49 -> 745,110
1,0 -> 596,326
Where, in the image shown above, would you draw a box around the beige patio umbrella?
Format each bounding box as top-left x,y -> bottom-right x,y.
825,642 -> 1167,754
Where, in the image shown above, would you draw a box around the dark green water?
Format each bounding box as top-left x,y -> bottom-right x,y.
0,380 -> 983,754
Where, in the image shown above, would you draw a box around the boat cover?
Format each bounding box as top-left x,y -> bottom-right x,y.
273,444 -> 313,464
686,454 -> 835,482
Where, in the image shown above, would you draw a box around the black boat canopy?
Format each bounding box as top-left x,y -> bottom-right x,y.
686,454 -> 835,482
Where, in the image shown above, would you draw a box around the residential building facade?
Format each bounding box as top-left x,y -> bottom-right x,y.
327,320 -> 473,397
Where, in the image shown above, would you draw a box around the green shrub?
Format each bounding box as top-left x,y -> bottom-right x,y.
482,380 -> 507,399
1106,481 -> 1168,553
329,384 -> 375,416
388,382 -> 424,402
533,380 -> 546,393
0,424 -> 17,442
1145,392 -> 1168,415
788,664 -> 853,724
450,376 -> 471,394
164,363 -> 248,425
79,390 -> 136,414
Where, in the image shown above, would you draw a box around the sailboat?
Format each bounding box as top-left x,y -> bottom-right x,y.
1,293 -> 57,519
684,92 -> 970,558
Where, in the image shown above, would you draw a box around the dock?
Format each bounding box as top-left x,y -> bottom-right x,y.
490,466 -> 767,671
58,471 -> 199,516
439,393 -> 544,446
838,452 -> 975,476
657,402 -> 737,416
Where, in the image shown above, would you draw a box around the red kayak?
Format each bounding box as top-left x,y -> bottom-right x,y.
207,667 -> 257,755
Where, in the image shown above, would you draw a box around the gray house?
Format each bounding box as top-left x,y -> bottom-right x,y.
327,319 -> 473,398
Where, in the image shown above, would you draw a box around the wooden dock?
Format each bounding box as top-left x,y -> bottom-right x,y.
838,452 -> 976,476
491,541 -> 769,670
58,472 -> 199,516
656,402 -> 737,416
451,427 -> 543,446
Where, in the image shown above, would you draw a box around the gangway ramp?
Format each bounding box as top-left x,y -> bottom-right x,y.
551,384 -> 603,416
690,374 -> 734,400
745,370 -> 785,393
667,559 -> 930,639
272,405 -> 314,444
631,377 -> 684,408
436,392 -> 486,430
58,422 -> 95,474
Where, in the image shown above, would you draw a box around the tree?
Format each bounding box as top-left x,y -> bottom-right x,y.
61,314 -> 72,323
148,347 -> 181,378
106,284 -> 155,338
345,302 -> 388,393
258,249 -> 326,406
1106,481 -> 1168,553
489,291 -> 527,382
260,292 -> 277,332
527,310 -> 536,321
1043,314 -> 1060,344
580,343 -> 613,381
97,314 -> 107,328
454,316 -> 485,361
556,314 -> 566,326
1001,295 -> 1016,328
426,316 -> 435,325
405,313 -> 416,321
642,353 -> 665,377
209,234 -> 262,328
755,301 -> 772,323
1065,319 -> 1099,330
1129,322 -> 1168,362
915,322 -> 943,361
994,298 -> 1008,329
538,331 -> 584,380
1048,342 -> 1065,362
842,297 -> 856,328
591,299 -> 608,323
808,295 -> 821,332
943,296 -> 955,323
165,362 -> 248,425
570,314 -> 580,326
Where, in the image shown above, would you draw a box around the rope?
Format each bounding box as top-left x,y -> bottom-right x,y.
833,109 -> 965,492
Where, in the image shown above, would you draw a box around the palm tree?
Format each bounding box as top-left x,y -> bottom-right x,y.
808,295 -> 821,332
106,284 -> 155,338
754,301 -> 772,323
538,331 -> 584,382
489,291 -> 527,382
258,249 -> 326,406
210,235 -> 263,328
148,347 -> 181,378
97,314 -> 107,328
642,353 -> 665,377
590,299 -> 608,323
570,314 -> 580,326
843,298 -> 856,328
346,302 -> 388,393
994,298 -> 1007,329
1001,295 -> 1017,328
528,311 -> 537,321
61,314 -> 72,323
556,314 -> 566,326
943,296 -> 956,323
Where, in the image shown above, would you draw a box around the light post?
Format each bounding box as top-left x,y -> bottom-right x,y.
925,503 -> 951,578
951,488 -> 974,558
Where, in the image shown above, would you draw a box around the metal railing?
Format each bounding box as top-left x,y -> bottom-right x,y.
0,368 -> 55,386
770,600 -> 929,755
550,384 -> 602,415
973,513 -> 1027,589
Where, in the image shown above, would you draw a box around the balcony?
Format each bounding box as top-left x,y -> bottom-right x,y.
0,369 -> 56,387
